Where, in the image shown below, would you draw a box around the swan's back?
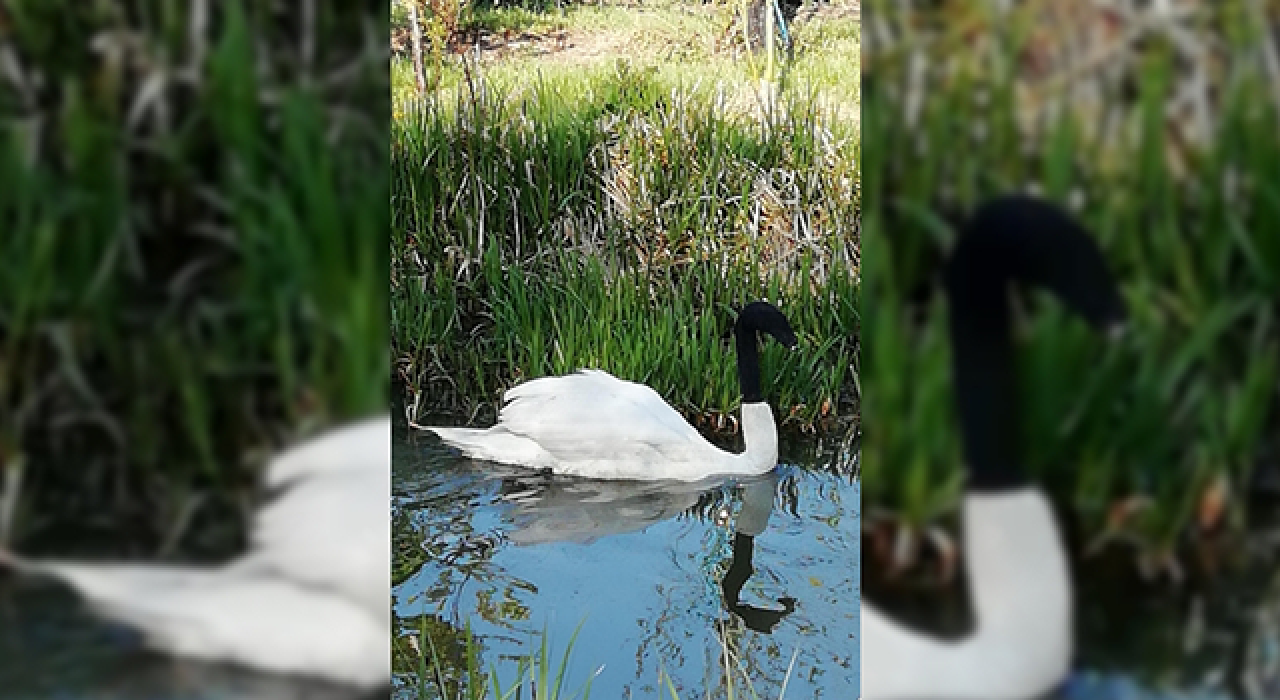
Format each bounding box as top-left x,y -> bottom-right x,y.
249,416 -> 390,617
495,370 -> 721,477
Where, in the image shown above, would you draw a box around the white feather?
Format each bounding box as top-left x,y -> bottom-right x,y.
1,416 -> 391,690
423,369 -> 779,481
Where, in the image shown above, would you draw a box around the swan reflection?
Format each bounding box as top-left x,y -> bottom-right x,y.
721,471 -> 796,633
492,468 -> 720,545
484,462 -> 798,634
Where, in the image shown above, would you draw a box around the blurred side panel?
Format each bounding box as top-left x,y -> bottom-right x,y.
863,0 -> 1280,697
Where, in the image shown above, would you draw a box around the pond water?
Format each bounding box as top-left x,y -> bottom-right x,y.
391,429 -> 861,699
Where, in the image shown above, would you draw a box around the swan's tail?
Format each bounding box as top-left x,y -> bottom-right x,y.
5,558 -> 390,685
418,426 -> 549,467
6,557 -> 225,650
12,558 -> 215,614
419,426 -> 489,455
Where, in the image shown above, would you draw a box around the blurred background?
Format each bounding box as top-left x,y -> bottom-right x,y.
863,1 -> 1280,698
388,0 -> 858,697
0,0 -> 387,696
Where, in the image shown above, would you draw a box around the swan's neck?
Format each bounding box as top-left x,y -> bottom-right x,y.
961,487 -> 1072,690
734,321 -> 764,403
736,401 -> 778,473
964,488 -> 1070,634
732,316 -> 777,474
947,259 -> 1024,492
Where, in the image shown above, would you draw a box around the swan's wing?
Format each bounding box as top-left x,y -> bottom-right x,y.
497,370 -> 711,463
248,416 -> 390,617
263,416 -> 390,488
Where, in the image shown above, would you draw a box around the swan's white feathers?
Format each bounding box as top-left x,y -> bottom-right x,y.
1,417 -> 392,689
247,469 -> 389,618
426,369 -> 781,479
263,416 -> 389,488
27,565 -> 388,688
496,370 -> 707,463
428,369 -> 753,480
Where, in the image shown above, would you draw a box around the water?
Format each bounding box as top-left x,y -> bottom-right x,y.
392,431 -> 861,698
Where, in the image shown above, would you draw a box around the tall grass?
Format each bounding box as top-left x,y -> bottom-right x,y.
0,1 -> 387,555
393,59 -> 858,434
862,0 -> 1280,574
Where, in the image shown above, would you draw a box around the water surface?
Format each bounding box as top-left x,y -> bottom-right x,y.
392,430 -> 861,698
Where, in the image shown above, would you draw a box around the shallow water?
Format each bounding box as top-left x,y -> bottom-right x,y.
392,430 -> 860,698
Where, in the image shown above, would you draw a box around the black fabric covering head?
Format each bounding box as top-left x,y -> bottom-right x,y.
734,301 -> 798,403
945,195 -> 1127,492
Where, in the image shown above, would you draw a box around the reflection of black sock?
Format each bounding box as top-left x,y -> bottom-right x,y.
721,533 -> 755,606
721,533 -> 796,634
736,597 -> 796,634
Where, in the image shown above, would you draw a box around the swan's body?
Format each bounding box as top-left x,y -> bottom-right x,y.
430,370 -> 778,481
862,195 -> 1127,698
0,417 -> 391,690
423,301 -> 798,481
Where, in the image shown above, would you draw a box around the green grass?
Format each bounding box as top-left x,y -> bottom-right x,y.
392,51 -> 858,434
391,2 -> 859,117
862,0 -> 1280,573
0,1 -> 388,555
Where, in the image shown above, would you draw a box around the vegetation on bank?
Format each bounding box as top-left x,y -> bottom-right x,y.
0,1 -> 387,556
391,4 -> 860,437
862,0 -> 1280,581
391,0 -> 859,113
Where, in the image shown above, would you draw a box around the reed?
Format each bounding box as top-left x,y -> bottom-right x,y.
393,43 -> 859,435
0,0 -> 387,554
399,613 -> 802,699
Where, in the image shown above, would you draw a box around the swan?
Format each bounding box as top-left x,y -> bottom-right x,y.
421,300 -> 799,481
0,416 -> 391,691
862,195 -> 1128,699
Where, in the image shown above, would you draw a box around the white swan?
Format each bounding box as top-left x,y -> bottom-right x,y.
862,195 -> 1128,699
0,416 -> 391,691
421,300 -> 799,481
